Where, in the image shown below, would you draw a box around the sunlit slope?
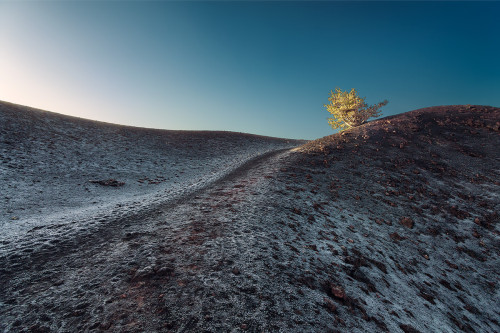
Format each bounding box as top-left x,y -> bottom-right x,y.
0,100 -> 301,236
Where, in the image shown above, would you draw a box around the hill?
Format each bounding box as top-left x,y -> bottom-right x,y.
0,100 -> 301,241
0,103 -> 498,332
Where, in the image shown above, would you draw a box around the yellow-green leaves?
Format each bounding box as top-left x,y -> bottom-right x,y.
325,88 -> 387,131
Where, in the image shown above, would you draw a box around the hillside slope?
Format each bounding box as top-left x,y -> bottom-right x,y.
0,104 -> 498,332
279,105 -> 500,332
0,100 -> 300,243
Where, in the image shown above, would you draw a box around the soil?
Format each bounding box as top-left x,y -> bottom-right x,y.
1,102 -> 499,332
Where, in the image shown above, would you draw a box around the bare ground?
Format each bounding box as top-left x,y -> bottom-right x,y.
1,103 -> 499,332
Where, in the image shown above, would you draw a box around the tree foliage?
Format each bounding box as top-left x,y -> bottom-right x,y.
325,88 -> 388,131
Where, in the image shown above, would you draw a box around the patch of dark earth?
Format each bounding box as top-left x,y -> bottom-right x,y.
1,105 -> 499,332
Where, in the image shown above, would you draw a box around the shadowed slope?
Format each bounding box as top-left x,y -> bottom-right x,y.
281,105 -> 500,331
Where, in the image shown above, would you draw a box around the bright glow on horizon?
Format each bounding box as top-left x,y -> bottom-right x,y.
1,1 -> 499,139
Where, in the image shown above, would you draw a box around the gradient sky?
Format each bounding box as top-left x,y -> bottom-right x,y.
1,1 -> 499,140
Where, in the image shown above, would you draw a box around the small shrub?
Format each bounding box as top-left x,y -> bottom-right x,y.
325,88 -> 388,131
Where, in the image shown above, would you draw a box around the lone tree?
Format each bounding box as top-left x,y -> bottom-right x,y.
325,88 -> 388,131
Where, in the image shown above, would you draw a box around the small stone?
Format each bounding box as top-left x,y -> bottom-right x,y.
389,232 -> 405,242
307,244 -> 318,251
400,217 -> 414,229
232,267 -> 240,275
89,179 -> 125,187
330,284 -> 345,299
53,280 -> 64,286
445,260 -> 458,269
323,298 -> 337,313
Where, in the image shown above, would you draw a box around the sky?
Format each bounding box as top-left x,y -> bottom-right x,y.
1,1 -> 499,140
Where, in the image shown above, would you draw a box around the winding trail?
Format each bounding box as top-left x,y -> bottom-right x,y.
0,148 -> 298,332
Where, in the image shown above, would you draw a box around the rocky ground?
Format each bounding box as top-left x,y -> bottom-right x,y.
0,103 -> 499,332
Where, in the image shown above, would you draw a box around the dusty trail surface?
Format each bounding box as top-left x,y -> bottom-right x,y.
0,101 -> 303,332
1,103 -> 499,333
1,148 -> 299,332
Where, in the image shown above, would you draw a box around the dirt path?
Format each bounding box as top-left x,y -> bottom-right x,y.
0,148 -> 301,332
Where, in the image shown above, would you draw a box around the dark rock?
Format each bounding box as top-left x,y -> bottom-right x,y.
399,324 -> 422,333
89,179 -> 125,187
389,232 -> 405,242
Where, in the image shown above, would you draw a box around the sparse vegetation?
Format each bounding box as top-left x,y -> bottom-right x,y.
325,88 -> 388,131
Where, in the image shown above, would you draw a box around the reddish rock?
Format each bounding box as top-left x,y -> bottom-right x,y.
449,206 -> 470,219
323,298 -> 337,313
330,284 -> 345,299
390,232 -> 405,242
400,217 -> 414,229
444,260 -> 459,269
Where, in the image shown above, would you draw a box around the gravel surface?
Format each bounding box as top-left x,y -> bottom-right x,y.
1,103 -> 499,332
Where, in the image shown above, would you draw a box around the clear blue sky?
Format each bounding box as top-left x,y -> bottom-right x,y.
1,1 -> 499,140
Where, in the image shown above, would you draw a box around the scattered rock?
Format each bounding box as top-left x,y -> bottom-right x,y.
89,179 -> 125,187
323,298 -> 337,313
389,232 -> 405,242
53,279 -> 64,286
449,206 -> 469,219
400,217 -> 414,229
329,284 -> 345,300
399,324 -> 422,333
